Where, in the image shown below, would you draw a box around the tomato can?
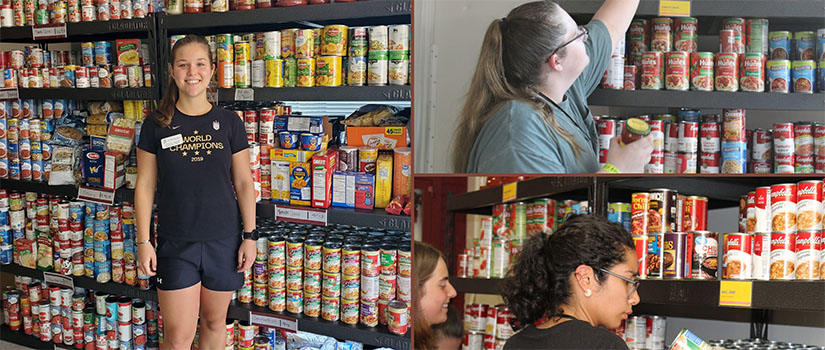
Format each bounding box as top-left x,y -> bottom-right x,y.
641,51 -> 664,90
681,196 -> 708,232
723,233 -> 752,279
746,19 -> 770,55
689,52 -> 714,91
650,18 -> 672,52
665,51 -> 690,91
771,183 -> 797,233
623,65 -> 639,90
719,29 -> 736,54
797,180 -> 823,231
715,53 -> 739,91
631,193 -> 650,236
628,19 -> 650,55
795,231 -> 821,280
739,53 -> 765,92
767,59 -> 791,92
723,18 -> 746,53
670,17 -> 697,52
769,232 -> 796,280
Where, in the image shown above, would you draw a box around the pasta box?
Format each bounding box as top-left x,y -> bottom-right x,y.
312,148 -> 338,209
83,150 -> 124,190
354,172 -> 375,210
290,162 -> 312,207
346,126 -> 408,150
271,148 -> 316,163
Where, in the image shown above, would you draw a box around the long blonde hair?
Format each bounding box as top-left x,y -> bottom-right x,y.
452,1 -> 583,172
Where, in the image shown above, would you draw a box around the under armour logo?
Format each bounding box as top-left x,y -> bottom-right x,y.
157,278 -> 162,284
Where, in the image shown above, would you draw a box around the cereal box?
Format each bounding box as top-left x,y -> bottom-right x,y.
355,172 -> 375,210
290,162 -> 312,206
374,153 -> 393,208
312,149 -> 338,209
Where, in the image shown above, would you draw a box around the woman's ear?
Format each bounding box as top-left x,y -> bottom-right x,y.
573,264 -> 594,290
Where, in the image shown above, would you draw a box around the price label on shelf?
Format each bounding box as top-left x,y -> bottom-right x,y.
234,88 -> 254,101
32,23 -> 68,40
502,182 -> 517,203
274,205 -> 327,226
43,272 -> 74,290
0,88 -> 20,100
658,0 -> 691,17
250,312 -> 298,332
719,280 -> 752,307
77,186 -> 116,205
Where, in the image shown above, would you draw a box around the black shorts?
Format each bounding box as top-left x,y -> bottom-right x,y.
155,235 -> 244,292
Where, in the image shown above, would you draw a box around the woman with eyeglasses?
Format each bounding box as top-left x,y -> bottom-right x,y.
453,0 -> 654,174
502,214 -> 640,349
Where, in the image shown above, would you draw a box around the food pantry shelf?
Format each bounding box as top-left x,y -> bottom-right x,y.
559,0 -> 825,18
0,180 -> 137,203
445,177 -> 594,215
218,86 -> 411,102
0,17 -> 156,42
227,301 -> 411,350
256,202 -> 410,231
15,88 -> 160,101
1,263 -> 159,302
158,0 -> 411,34
587,89 -> 825,111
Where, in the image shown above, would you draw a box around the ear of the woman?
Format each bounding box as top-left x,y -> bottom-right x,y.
573,264 -> 594,290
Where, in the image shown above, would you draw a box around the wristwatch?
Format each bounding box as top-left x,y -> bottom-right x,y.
242,229 -> 259,241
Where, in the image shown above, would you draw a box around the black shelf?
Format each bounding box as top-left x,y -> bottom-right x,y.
257,202 -> 410,231
159,0 -> 410,35
588,89 -> 825,111
227,301 -> 410,350
218,86 -> 411,102
16,88 -> 159,101
0,17 -> 156,42
0,179 -> 136,203
445,177 -> 593,215
1,263 -> 158,302
1,324 -> 59,350
559,0 -> 825,18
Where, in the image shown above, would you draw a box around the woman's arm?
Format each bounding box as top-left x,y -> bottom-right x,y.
592,0 -> 641,47
231,149 -> 256,234
135,149 -> 158,243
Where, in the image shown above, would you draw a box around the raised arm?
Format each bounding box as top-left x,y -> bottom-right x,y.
592,0 -> 641,47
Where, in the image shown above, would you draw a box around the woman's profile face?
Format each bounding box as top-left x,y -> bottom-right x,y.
420,257 -> 457,326
171,43 -> 213,98
591,248 -> 640,329
555,11 -> 590,77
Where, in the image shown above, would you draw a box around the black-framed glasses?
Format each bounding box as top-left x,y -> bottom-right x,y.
599,267 -> 640,299
546,25 -> 589,62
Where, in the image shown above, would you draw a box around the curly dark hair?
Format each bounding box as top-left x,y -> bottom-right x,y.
502,214 -> 635,326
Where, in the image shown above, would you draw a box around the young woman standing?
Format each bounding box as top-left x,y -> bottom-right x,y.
135,35 -> 258,350
414,241 -> 458,349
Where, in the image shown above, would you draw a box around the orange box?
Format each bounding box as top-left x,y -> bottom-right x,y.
346,126 -> 408,150
312,148 -> 338,209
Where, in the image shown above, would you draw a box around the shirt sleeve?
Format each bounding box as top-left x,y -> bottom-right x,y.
573,19 -> 612,97
229,110 -> 250,154
136,117 -> 158,154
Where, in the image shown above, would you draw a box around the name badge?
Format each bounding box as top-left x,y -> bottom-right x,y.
161,134 -> 184,149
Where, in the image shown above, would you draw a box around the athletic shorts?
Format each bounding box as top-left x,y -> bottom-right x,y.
155,234 -> 244,292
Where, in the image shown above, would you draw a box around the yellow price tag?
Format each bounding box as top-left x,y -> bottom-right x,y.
719,281 -> 753,307
384,127 -> 404,136
659,0 -> 691,17
502,182 -> 517,203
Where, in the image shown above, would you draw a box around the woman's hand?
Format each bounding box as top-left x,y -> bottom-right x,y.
137,243 -> 157,276
237,239 -> 257,272
603,134 -> 654,173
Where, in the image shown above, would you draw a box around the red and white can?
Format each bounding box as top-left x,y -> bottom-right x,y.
457,253 -> 469,278
775,154 -> 795,174
665,51 -> 690,91
624,65 -> 639,90
647,150 -> 664,174
815,123 -> 825,158
795,122 -> 814,157
463,331 -> 483,350
495,305 -> 514,340
663,151 -> 678,174
723,233 -> 752,279
715,53 -> 739,91
678,121 -> 699,153
666,122 -> 680,153
774,122 -> 795,161
752,129 -> 773,165
770,183 -> 797,233
682,196 -> 708,232
769,232 -> 796,280
649,120 -> 665,151
466,304 -> 486,332
753,233 -> 771,280
676,152 -> 697,174
700,122 -> 721,153
597,118 -> 617,151
738,53 -> 765,92
796,180 -> 823,231
754,186 -> 772,234
641,51 -> 664,90
700,152 -> 720,173
719,29 -> 736,53
795,231 -> 821,280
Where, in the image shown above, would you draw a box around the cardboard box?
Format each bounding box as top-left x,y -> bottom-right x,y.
312,149 -> 338,209
346,126 -> 408,150
374,153 -> 393,208
83,150 -> 125,190
290,162 -> 312,206
271,160 -> 291,204
332,171 -> 356,208
354,172 -> 375,210
284,115 -> 332,135
271,148 -> 316,163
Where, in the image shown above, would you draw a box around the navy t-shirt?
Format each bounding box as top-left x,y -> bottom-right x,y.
137,106 -> 249,242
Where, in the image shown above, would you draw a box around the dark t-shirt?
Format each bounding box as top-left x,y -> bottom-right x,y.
137,106 -> 249,242
503,320 -> 629,349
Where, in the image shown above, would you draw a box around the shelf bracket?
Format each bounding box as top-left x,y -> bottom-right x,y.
294,21 -> 324,29
749,309 -> 770,340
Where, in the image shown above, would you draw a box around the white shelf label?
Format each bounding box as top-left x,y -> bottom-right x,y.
77,186 -> 116,205
274,205 -> 327,226
307,210 -> 328,226
234,88 -> 254,101
32,24 -> 67,40
43,271 -> 74,290
250,311 -> 298,332
0,88 -> 19,100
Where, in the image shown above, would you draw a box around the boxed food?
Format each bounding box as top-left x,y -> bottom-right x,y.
290,162 -> 312,206
669,329 -> 712,350
312,149 -> 338,209
106,116 -> 136,155
346,126 -> 408,149
354,172 -> 375,210
375,153 -> 393,208
284,115 -> 331,135
271,148 -> 316,163
15,238 -> 36,268
116,39 -> 141,66
83,150 -> 125,190
332,171 -> 356,208
271,160 -> 291,204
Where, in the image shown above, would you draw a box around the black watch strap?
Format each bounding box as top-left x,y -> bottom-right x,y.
242,229 -> 258,240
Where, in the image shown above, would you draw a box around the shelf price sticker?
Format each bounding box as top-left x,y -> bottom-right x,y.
502,182 -> 517,203
43,271 -> 74,290
0,88 -> 20,100
234,88 -> 254,101
719,280 -> 753,307
274,205 -> 328,226
32,23 -> 68,40
77,186 -> 116,205
658,0 -> 691,17
250,311 -> 298,332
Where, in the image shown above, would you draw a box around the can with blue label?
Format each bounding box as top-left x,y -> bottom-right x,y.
721,141 -> 747,173
769,31 -> 792,60
607,202 -> 632,232
62,67 -> 76,88
0,100 -> 9,119
0,211 -> 9,228
795,31 -> 816,60
94,41 -> 112,66
817,61 -> 825,92
93,240 -> 110,262
0,245 -> 12,264
767,60 -> 791,93
792,60 -> 815,93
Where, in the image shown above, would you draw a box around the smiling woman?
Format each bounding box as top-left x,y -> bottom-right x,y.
413,241 -> 458,349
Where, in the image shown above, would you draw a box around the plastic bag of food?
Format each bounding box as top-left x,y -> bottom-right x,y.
341,104 -> 403,127
48,145 -> 80,186
51,113 -> 87,147
106,113 -> 136,155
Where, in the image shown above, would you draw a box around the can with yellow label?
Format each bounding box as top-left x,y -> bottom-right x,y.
296,58 -> 316,87
281,29 -> 297,59
216,34 -> 234,62
266,59 -> 284,88
322,25 -> 349,56
296,29 -> 315,59
234,41 -> 251,62
315,56 -> 342,87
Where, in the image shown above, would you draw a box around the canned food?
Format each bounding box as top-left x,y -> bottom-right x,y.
673,17 -> 697,52
296,58 -> 315,87
682,196 -> 707,232
796,31 -> 816,60
649,189 -> 677,233
715,53 -> 738,91
739,53 -> 765,92
321,25 -> 348,56
665,52 -> 690,91
690,231 -> 718,279
770,183 -> 797,234
769,232 -> 796,280
746,19 -> 769,55
689,52 -> 714,91
663,232 -> 690,278
795,231 -> 821,280
792,60 -> 815,93
641,51 -> 664,90
769,31 -> 793,60
797,180 -> 823,231
650,18 -> 672,52
631,193 -> 650,236
723,18 -> 746,53
768,60 -> 791,92
723,233 -> 752,279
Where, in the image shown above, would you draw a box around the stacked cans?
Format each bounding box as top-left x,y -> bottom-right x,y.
767,30 -> 824,93
611,315 -> 667,350
1,190 -> 23,263
0,101 -> 56,181
0,0 -> 153,27
462,304 -> 514,350
720,109 -> 747,174
601,34 -> 626,89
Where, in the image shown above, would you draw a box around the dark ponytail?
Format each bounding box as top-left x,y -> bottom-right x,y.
154,35 -> 212,128
502,214 -> 634,327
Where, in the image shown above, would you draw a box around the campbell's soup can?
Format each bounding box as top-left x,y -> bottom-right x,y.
677,121 -> 698,153
795,122 -> 815,170
650,18 -> 672,52
795,231 -> 821,280
722,18 -> 746,54
739,53 -> 765,92
676,152 -> 697,174
641,51 -> 664,90
797,180 -> 823,231
715,53 -> 739,91
463,331 -> 483,350
746,19 -> 770,55
771,183 -> 797,233
767,59 -> 791,92
690,231 -> 718,279
647,150 -> 664,174
752,129 -> 773,163
774,122 -> 795,161
690,52 -> 714,91
628,19 -> 649,55
597,118 -> 617,151
665,51 -> 690,91
723,233 -> 752,279
649,120 -> 665,151
769,232 -> 796,280
752,233 -> 771,280
699,152 -> 720,174
700,121 -> 721,153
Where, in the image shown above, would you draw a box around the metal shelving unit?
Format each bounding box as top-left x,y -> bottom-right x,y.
587,89 -> 825,111
445,177 -> 594,215
0,324 -> 59,349
15,87 -> 159,101
218,86 -> 411,102
0,179 -> 136,203
558,0 -> 825,18
1,263 -> 158,302
0,17 -> 156,42
256,202 -> 411,231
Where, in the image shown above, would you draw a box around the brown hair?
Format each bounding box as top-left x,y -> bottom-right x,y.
413,241 -> 447,350
154,35 -> 212,128
452,1 -> 583,172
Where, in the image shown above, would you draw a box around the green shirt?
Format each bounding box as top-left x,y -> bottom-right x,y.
466,19 -> 611,173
